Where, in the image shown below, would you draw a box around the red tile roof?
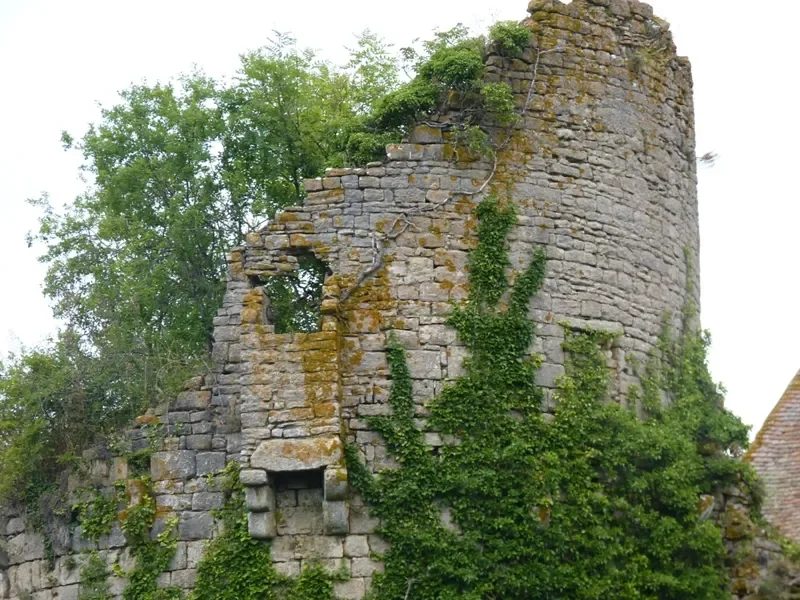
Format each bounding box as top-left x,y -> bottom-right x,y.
745,370 -> 800,541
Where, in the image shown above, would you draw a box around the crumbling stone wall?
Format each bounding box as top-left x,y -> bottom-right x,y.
2,1 -> 782,599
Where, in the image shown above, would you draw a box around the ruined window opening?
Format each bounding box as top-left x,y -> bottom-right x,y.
257,252 -> 331,334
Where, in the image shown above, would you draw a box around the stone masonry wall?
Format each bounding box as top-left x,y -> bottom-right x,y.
1,1 -> 768,599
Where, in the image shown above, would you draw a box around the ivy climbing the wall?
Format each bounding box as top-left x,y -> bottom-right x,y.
190,463 -> 345,600
346,195 -> 756,600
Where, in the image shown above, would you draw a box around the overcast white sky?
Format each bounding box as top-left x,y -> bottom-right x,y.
0,0 -> 798,436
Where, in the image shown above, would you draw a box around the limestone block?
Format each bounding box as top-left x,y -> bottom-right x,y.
192,492 -> 225,511
178,512 -> 214,540
244,485 -> 276,513
7,532 -> 45,564
151,451 -> 196,481
195,452 -> 226,476
324,500 -> 350,535
239,468 -> 268,487
173,391 -> 211,411
324,466 -> 349,501
351,556 -> 384,577
169,541 -> 188,570
406,351 -> 443,380
250,436 -> 342,472
349,504 -> 380,535
171,568 -> 198,588
5,518 -> 24,536
274,560 -> 301,577
186,541 -> 208,568
186,434 -> 212,451
334,578 -> 366,600
248,511 -> 277,540
344,535 -> 369,558
295,535 -> 343,559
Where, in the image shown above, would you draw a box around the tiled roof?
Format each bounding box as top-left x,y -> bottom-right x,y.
745,370 -> 800,541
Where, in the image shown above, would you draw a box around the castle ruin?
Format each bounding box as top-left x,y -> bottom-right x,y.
1,1 -> 793,598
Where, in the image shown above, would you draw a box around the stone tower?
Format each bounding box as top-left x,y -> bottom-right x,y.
0,1 -> 719,598
210,0 -> 700,590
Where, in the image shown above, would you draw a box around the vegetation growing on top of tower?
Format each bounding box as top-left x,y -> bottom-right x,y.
372,23 -> 527,132
489,20 -> 532,56
345,194 -> 758,600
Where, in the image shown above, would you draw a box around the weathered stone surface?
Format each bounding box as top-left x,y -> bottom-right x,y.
324,467 -> 349,501
323,501 -> 349,535
248,512 -> 277,540
178,513 -> 215,540
173,391 -> 211,411
195,452 -> 226,476
151,451 -> 197,480
239,468 -> 268,486
250,436 -> 343,472
244,485 -> 276,512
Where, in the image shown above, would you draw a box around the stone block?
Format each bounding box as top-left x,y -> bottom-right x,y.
245,485 -> 276,512
274,560 -> 301,577
169,542 -> 188,570
192,492 -> 225,511
248,512 -> 276,540
323,501 -> 349,535
406,351 -> 443,380
334,578 -> 366,600
178,512 -> 215,540
186,541 -> 208,568
171,568 -> 198,588
151,451 -> 196,481
173,390 -> 211,411
239,468 -> 268,487
351,556 -> 384,577
344,535 -> 369,558
295,535 -> 343,559
349,504 -> 380,535
186,434 -> 212,451
195,452 -> 226,476
324,466 -> 349,501
250,436 -> 342,471
6,532 -> 45,564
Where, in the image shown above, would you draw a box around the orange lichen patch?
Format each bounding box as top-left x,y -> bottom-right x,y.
289,233 -> 313,248
135,415 -> 160,426
313,403 -> 338,418
439,280 -> 455,291
277,212 -> 299,223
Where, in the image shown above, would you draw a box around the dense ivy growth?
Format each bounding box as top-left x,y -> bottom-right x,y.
346,196 -> 756,600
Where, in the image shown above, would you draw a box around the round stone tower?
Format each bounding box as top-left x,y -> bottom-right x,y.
209,0 -> 700,591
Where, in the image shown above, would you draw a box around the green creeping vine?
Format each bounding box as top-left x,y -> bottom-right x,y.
78,550 -> 113,600
346,195 -> 754,600
189,462 -> 344,600
120,477 -> 181,600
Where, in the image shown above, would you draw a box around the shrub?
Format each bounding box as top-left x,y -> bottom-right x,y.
373,79 -> 439,129
489,21 -> 532,56
419,45 -> 485,89
480,82 -> 517,124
